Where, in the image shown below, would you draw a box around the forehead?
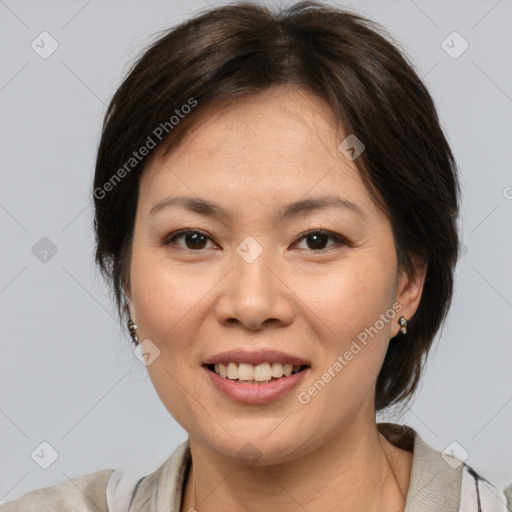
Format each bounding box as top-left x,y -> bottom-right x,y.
138,86 -> 373,215
164,86 -> 341,160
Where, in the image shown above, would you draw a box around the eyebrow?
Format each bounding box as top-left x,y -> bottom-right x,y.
149,195 -> 367,221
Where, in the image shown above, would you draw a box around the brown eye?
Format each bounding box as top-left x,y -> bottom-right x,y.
162,228 -> 349,253
294,230 -> 348,251
163,230 -> 214,250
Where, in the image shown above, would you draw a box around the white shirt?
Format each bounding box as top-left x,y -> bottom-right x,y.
3,422 -> 511,512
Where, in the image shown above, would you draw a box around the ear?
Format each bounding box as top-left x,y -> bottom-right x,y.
128,301 -> 136,322
393,257 -> 427,337
123,282 -> 136,322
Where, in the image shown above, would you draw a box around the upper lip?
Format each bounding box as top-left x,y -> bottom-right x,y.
203,349 -> 311,367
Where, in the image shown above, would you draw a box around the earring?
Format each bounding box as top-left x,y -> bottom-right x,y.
398,316 -> 408,334
127,318 -> 139,345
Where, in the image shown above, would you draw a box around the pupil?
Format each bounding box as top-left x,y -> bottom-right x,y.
187,233 -> 206,249
308,233 -> 327,250
184,233 -> 328,250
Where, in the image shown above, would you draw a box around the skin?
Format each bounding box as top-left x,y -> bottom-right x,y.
126,85 -> 426,512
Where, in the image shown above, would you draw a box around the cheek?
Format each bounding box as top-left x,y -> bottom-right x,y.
296,258 -> 397,396
129,248 -> 207,429
295,258 -> 395,335
129,246 -> 205,344
295,266 -> 395,425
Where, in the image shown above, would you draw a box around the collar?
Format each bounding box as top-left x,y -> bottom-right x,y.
376,423 -> 462,512
129,422 -> 463,512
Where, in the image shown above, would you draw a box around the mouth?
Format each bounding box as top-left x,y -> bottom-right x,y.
202,362 -> 311,385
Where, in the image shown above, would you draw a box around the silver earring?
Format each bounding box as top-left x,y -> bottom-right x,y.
398,316 -> 408,334
127,318 -> 139,345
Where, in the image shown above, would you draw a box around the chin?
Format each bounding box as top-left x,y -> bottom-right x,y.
200,429 -> 311,467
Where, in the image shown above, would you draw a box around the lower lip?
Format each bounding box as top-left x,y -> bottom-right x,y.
203,366 -> 310,404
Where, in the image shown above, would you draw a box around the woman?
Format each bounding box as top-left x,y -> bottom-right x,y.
3,1 -> 511,511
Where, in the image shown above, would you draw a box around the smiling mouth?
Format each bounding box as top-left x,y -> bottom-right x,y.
203,363 -> 310,384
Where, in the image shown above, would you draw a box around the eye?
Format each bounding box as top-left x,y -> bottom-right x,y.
162,228 -> 349,252
162,229 -> 216,251
293,229 -> 348,251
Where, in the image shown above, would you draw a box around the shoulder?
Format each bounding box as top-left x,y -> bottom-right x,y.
505,481 -> 512,512
0,469 -> 114,512
378,422 -> 512,512
459,464 -> 512,512
1,439 -> 191,512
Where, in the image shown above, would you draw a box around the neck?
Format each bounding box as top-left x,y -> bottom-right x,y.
180,420 -> 412,512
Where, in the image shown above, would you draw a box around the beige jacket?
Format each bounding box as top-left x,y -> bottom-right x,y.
2,423 -> 511,511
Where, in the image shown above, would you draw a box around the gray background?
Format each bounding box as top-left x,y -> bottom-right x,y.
1,0 -> 511,503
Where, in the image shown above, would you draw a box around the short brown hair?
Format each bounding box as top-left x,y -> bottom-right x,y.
93,0 -> 461,411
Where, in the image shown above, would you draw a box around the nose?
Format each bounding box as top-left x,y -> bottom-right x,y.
213,246 -> 295,331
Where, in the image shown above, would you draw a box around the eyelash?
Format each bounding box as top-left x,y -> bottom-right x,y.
161,228 -> 350,253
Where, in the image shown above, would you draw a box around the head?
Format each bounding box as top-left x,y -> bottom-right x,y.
93,1 -> 460,460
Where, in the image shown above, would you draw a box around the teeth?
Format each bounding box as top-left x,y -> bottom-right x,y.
238,363 -> 253,380
213,362 -> 304,381
254,363 -> 272,381
271,363 -> 283,377
226,362 -> 238,379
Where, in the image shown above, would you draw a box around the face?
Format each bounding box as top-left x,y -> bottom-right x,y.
127,86 -> 425,464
